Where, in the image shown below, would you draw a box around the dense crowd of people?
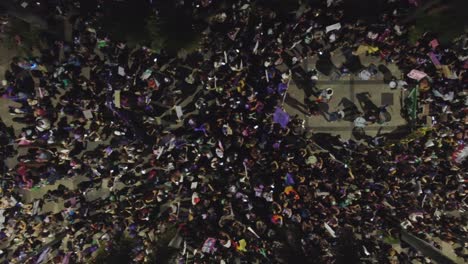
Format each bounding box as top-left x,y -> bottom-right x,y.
0,0 -> 467,263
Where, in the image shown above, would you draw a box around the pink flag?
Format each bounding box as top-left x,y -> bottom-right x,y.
407,69 -> 427,81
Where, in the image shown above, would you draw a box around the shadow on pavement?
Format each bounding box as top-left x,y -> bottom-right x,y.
285,95 -> 310,115
356,92 -> 380,119
379,125 -> 413,143
337,97 -> 361,121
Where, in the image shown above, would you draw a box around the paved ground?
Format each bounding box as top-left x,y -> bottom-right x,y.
283,48 -> 406,140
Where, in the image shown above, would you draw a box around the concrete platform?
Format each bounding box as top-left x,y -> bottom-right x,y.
283,50 -> 407,140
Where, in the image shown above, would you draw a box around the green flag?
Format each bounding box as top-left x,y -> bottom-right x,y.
98,40 -> 107,48
408,87 -> 418,120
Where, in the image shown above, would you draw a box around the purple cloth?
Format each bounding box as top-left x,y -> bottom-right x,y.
202,237 -> 217,254
267,85 -> 275,94
273,107 -> 290,128
61,252 -> 72,264
428,52 -> 441,66
68,197 -> 77,206
105,147 -> 113,155
377,29 -> 391,42
285,173 -> 295,186
194,124 -> 207,134
278,83 -> 288,94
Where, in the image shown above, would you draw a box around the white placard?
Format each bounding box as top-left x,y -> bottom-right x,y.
83,110 -> 93,119
175,105 -> 183,119
141,69 -> 152,80
253,40 -> 259,54
82,67 -> 91,79
324,222 -> 336,238
114,90 -> 121,108
118,66 -> 125,76
326,23 -> 341,33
